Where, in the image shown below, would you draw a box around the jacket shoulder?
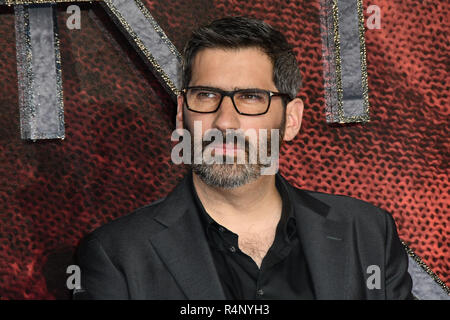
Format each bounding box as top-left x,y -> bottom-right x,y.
292,188 -> 400,252
81,197 -> 167,245
297,188 -> 391,224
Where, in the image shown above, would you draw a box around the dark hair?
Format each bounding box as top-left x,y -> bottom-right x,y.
181,17 -> 302,101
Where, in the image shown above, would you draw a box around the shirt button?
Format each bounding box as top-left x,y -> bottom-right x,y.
218,227 -> 225,232
256,289 -> 264,296
229,246 -> 236,253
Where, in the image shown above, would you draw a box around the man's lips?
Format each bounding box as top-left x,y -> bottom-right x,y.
211,143 -> 244,156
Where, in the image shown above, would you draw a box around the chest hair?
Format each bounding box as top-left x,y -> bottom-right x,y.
237,227 -> 277,268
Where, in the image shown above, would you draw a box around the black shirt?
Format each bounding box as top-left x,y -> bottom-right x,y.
190,174 -> 315,300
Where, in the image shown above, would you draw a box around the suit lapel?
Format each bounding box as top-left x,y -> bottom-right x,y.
296,208 -> 350,299
282,177 -> 351,299
148,176 -> 225,300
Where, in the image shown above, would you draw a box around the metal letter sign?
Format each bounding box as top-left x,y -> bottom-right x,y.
15,3 -> 64,140
3,0 -> 181,140
320,0 -> 370,123
101,0 -> 181,98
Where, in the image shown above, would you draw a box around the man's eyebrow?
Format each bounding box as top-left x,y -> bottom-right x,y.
191,86 -> 261,91
233,87 -> 259,91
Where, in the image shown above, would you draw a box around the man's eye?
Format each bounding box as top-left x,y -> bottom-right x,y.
196,91 -> 217,99
239,93 -> 265,101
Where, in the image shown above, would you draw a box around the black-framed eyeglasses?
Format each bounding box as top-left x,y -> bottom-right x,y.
181,86 -> 292,116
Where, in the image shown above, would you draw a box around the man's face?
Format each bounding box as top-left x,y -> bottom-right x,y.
180,47 -> 287,188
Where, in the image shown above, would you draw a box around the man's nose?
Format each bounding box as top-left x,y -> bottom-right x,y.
211,95 -> 240,131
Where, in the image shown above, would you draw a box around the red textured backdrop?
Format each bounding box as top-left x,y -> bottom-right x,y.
0,0 -> 448,299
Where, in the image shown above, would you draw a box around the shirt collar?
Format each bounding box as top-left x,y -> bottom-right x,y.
275,173 -> 297,242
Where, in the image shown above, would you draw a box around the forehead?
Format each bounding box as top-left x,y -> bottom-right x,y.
189,47 -> 276,90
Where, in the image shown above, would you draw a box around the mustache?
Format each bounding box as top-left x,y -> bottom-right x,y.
202,130 -> 249,151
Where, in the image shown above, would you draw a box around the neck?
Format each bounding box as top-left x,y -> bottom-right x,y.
192,172 -> 282,231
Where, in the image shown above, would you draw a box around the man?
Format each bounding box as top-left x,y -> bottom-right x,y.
75,17 -> 413,299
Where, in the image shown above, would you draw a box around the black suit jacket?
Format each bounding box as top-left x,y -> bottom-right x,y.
75,173 -> 413,299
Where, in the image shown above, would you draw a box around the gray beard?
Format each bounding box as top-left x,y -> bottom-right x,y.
192,162 -> 262,189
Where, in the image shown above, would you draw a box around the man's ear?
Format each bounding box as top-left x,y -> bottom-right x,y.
283,98 -> 304,141
176,95 -> 184,133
